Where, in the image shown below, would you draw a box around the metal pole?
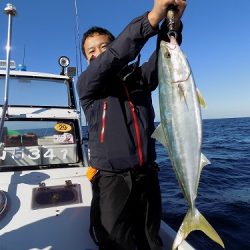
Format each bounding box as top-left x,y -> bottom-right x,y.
0,4 -> 17,145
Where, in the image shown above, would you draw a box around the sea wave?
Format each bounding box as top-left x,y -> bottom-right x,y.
158,117 -> 250,250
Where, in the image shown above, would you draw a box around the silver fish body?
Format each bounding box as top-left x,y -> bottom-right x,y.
152,38 -> 224,249
158,38 -> 201,207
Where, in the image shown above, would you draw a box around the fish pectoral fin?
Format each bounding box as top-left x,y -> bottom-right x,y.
178,84 -> 189,109
196,88 -> 207,108
151,123 -> 169,148
178,84 -> 185,100
172,208 -> 225,250
200,153 -> 211,169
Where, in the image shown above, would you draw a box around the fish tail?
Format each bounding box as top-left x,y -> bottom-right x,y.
172,207 -> 225,250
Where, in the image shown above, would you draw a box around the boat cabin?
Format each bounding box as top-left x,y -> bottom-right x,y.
0,69 -> 83,170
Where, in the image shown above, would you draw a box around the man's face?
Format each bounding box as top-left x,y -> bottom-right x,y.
83,33 -> 111,63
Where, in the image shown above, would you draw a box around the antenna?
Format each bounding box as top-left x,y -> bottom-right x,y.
17,44 -> 27,71
22,44 -> 26,65
73,0 -> 83,75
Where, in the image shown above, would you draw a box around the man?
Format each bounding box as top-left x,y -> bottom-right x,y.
77,1 -> 186,249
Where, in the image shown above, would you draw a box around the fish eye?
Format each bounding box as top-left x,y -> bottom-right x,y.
165,51 -> 171,58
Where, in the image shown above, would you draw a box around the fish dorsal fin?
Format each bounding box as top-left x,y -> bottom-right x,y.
200,153 -> 211,169
151,123 -> 169,148
196,88 -> 206,108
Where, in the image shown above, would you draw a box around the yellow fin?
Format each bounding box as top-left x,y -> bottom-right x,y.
196,88 -> 206,108
172,208 -> 225,250
200,153 -> 211,169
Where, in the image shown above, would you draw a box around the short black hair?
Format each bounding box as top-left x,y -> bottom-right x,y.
81,26 -> 115,58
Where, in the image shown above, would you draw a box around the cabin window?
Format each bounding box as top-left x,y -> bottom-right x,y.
0,76 -> 71,107
0,120 -> 79,168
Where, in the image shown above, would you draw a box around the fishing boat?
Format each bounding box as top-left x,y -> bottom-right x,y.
0,4 -> 194,250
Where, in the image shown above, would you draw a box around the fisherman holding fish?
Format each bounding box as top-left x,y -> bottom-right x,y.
77,1 -> 186,249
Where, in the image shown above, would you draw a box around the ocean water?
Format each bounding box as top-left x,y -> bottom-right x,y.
157,117 -> 250,249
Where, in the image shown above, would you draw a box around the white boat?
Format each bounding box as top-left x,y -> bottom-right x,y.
0,4 -> 194,250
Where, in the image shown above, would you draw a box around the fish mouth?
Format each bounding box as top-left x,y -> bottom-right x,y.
161,40 -> 176,51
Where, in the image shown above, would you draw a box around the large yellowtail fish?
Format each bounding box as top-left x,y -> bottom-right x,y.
152,37 -> 225,249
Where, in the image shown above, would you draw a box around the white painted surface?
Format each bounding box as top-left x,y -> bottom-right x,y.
0,167 -> 97,250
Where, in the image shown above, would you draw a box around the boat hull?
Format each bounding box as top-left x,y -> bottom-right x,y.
0,167 -> 194,250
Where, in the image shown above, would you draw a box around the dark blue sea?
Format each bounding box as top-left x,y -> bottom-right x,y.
157,117 -> 250,249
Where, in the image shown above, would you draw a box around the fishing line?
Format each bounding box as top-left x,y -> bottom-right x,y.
73,0 -> 89,166
73,0 -> 83,76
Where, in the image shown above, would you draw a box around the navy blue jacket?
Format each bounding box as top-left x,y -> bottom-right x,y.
77,12 -> 182,171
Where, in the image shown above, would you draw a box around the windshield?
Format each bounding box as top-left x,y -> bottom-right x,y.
0,76 -> 70,107
0,120 -> 80,168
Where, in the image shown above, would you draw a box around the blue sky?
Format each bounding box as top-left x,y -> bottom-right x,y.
0,0 -> 249,120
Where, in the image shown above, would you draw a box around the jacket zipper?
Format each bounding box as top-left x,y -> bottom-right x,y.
100,100 -> 107,143
124,86 -> 144,166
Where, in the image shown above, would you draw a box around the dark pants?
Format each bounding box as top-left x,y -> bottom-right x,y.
89,166 -> 163,250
